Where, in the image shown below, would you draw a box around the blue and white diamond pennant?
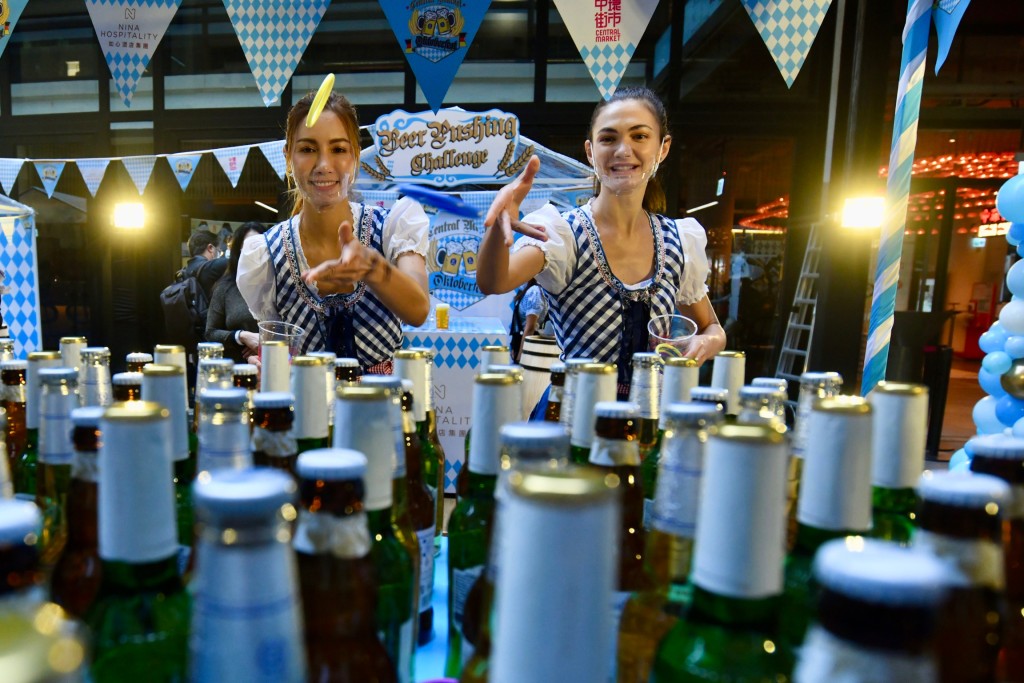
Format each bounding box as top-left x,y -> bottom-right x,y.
223,0 -> 330,107
0,159 -> 24,195
0,209 -> 42,356
122,155 -> 157,194
85,0 -> 183,107
75,159 -> 110,197
0,0 -> 31,62
256,140 -> 286,181
552,0 -> 658,100
166,153 -> 202,191
213,145 -> 250,188
33,162 -> 65,198
741,0 -> 833,88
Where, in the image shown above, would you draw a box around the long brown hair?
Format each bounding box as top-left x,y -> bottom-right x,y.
589,86 -> 669,214
284,90 -> 362,216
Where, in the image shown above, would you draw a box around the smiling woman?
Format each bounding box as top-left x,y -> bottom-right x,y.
235,88 -> 430,374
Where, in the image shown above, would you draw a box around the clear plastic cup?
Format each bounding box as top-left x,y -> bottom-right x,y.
258,321 -> 304,359
648,314 -> 697,359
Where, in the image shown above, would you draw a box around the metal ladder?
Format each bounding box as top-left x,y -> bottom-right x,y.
776,225 -> 822,383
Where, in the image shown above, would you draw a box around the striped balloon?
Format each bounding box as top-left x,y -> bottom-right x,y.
860,0 -> 933,396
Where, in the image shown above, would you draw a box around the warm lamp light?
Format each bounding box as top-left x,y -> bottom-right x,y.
841,196 -> 885,229
113,202 -> 145,229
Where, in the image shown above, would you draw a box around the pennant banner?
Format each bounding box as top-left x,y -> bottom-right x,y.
552,0 -> 658,100
33,162 -> 65,198
223,0 -> 330,107
741,0 -> 833,88
85,0 -> 182,107
76,159 -> 110,197
0,0 -> 30,62
379,0 -> 492,113
0,159 -> 23,195
122,155 -> 157,194
0,211 -> 43,356
213,145 -> 250,188
167,153 -> 201,191
256,140 -> 286,181
932,0 -> 970,74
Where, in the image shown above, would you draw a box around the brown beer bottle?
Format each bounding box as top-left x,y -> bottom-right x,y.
295,448 -> 398,683
124,352 -> 152,373
251,391 -> 298,478
543,362 -> 565,423
110,372 -> 142,402
1,360 -> 27,479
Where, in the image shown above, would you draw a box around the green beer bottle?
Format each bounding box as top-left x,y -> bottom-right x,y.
569,363 -> 616,465
789,371 -> 843,547
559,357 -> 596,436
35,367 -> 79,567
308,350 -> 337,440
292,356 -> 330,453
16,351 -> 61,495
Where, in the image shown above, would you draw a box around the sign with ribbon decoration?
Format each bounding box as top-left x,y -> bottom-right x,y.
85,0 -> 183,108
256,140 -> 286,180
75,159 -> 111,197
741,0 -> 833,88
366,108 -> 527,186
0,159 -> 23,195
33,161 -> 65,198
166,153 -> 201,191
222,0 -> 330,107
0,0 -> 30,62
122,155 -> 156,194
213,145 -> 250,188
552,0 -> 659,100
379,0 -> 492,113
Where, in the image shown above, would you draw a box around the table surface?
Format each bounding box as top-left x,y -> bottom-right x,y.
404,316 -> 507,336
416,536 -> 451,681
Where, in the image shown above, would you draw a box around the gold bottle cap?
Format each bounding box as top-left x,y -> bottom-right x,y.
508,465 -> 619,505
815,395 -> 872,415
579,362 -> 616,375
142,363 -> 184,377
59,336 -> 87,344
476,372 -> 517,386
154,344 -> 186,354
872,381 -> 927,396
394,349 -> 428,360
711,422 -> 787,444
482,344 -> 509,352
104,400 -> 168,421
28,351 -> 61,362
292,355 -> 327,367
665,356 -> 699,367
337,385 -> 390,401
718,350 -> 746,358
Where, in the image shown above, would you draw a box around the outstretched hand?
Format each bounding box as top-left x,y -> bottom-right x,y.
301,220 -> 387,291
484,155 -> 548,247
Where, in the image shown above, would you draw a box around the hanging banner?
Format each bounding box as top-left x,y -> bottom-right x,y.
932,0 -> 970,74
0,210 -> 43,356
213,145 -> 250,188
366,108 -> 527,186
0,0 -> 30,62
85,0 -> 183,107
0,159 -> 23,195
379,0 -> 492,113
75,159 -> 110,197
552,0 -> 658,100
33,162 -> 65,198
256,140 -> 286,181
122,155 -> 156,194
222,0 -> 330,107
427,205 -> 486,311
741,0 -> 833,88
166,153 -> 201,191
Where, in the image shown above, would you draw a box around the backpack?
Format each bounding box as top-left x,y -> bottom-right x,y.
160,261 -> 210,348
509,285 -> 531,362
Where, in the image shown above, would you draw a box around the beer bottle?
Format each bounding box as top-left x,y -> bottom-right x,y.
197,341 -> 224,360
190,468 -> 306,682
0,407 -> 10,499
261,340 -> 289,393
559,357 -> 595,435
709,350 -> 745,416
35,367 -> 78,566
153,344 -> 186,373
295,448 -> 398,682
231,362 -> 258,428
88,401 -> 190,682
629,353 -> 661,479
0,339 -> 12,362
968,433 -> 1024,680
251,391 -> 298,477
459,364 -> 523,499
751,376 -> 788,393
193,357 -> 234,435
780,396 -> 872,649
543,361 -> 565,423
50,406 -> 104,619
422,350 -> 450,531
446,372 -> 521,677
489,467 -> 621,683
1,359 -> 27,478
141,363 -> 195,572
794,538 -> 948,683
110,372 -> 142,402
153,343 -> 188,417
916,469 -> 1009,683
335,356 -> 361,386
736,386 -> 787,426
790,371 -> 842,546
0,498 -> 87,680
618,403 -> 723,683
17,351 -> 61,495
124,351 -> 153,373
197,388 -> 252,473
569,362 -> 616,464
292,356 -> 329,453
868,381 -> 928,544
59,336 -> 86,371
361,375 -> 428,645
334,385 -> 416,683
688,386 -> 728,413
652,423 -> 793,682
479,345 -> 509,370
308,351 -> 337,439
78,347 -> 113,408
640,357 -> 700,527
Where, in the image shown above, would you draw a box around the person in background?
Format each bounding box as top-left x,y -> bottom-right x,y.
477,86 -> 726,402
185,230 -> 229,302
237,89 -> 429,374
205,222 -> 268,364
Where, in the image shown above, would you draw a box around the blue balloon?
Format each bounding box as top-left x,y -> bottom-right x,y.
980,330 -> 1008,354
1007,336 -> 1024,359
974,396 -> 1004,434
1014,416 -> 1024,438
950,459 -> 971,474
978,367 -> 1009,397
1010,222 -> 1024,243
983,351 -> 1013,376
1017,241 -> 1024,258
964,437 -> 977,456
997,175 -> 1024,223
1010,262 -> 1024,298
1000,300 -> 1024,335
996,394 -> 1024,427
948,448 -> 969,469
1010,231 -> 1022,247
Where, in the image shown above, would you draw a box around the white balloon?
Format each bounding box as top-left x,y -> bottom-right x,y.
974,395 -> 1004,434
1000,300 -> 1024,335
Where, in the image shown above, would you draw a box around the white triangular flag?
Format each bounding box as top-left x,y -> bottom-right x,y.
257,140 -> 287,181
122,155 -> 157,195
213,145 -> 251,188
76,158 -> 111,197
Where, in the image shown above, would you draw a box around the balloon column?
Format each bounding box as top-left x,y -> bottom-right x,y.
953,164 -> 1024,471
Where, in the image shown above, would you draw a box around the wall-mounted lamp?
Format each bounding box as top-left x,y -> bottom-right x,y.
840,196 -> 885,230
113,202 -> 145,229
